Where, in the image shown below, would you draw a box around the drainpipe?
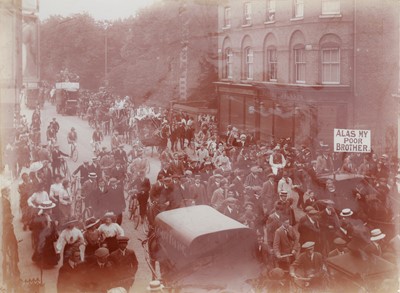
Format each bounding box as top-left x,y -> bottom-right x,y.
352,0 -> 357,128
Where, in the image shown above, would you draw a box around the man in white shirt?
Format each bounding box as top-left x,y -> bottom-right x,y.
278,171 -> 293,198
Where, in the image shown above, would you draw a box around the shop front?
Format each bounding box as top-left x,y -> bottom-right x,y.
215,82 -> 351,148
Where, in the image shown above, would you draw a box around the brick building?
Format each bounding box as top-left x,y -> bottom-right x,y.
215,0 -> 399,155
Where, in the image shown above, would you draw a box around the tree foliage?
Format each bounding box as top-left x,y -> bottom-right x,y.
40,0 -> 217,106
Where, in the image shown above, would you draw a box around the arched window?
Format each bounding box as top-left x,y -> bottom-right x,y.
294,46 -> 306,83
224,48 -> 233,79
319,34 -> 341,84
244,47 -> 253,80
266,46 -> 277,81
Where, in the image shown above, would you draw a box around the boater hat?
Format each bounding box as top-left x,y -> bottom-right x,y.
340,208 -> 353,217
84,217 -> 100,229
371,229 -> 386,241
88,172 -> 97,179
38,200 -> 56,210
302,241 -> 315,250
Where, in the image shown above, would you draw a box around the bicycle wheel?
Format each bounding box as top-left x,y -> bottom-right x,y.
82,207 -> 93,222
142,215 -> 149,235
71,146 -> 78,162
132,198 -> 140,229
74,199 -> 83,219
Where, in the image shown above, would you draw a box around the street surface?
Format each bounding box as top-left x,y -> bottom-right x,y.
13,101 -> 161,292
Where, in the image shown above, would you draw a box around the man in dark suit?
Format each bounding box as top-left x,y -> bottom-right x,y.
169,152 -> 185,175
82,247 -> 115,292
298,208 -> 321,252
51,145 -> 69,175
290,242 -> 326,289
262,173 -> 277,214
188,175 -> 208,205
131,171 -> 151,223
254,234 -> 273,272
106,178 -> 126,225
88,157 -> 102,180
273,219 -> 300,270
72,160 -> 90,185
157,162 -> 173,180
57,249 -> 85,293
109,236 -> 138,291
87,178 -> 108,218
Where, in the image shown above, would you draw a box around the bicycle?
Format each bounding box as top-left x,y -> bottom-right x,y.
128,191 -> 141,229
73,194 -> 93,222
70,142 -> 78,162
70,175 -> 81,199
59,157 -> 71,181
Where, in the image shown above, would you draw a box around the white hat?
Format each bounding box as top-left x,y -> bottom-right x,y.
146,280 -> 164,292
302,241 -> 315,250
371,229 -> 386,241
30,161 -> 44,172
340,208 -> 353,217
38,200 -> 56,210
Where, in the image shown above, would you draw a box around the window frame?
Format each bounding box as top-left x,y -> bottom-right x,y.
294,0 -> 304,18
244,47 -> 254,80
266,47 -> 278,81
294,47 -> 306,83
243,2 -> 252,25
321,47 -> 340,84
224,6 -> 231,28
266,0 -> 276,22
321,0 -> 340,15
224,48 -> 233,79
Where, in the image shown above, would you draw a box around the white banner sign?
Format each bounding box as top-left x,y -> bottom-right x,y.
55,82 -> 80,90
334,128 -> 371,153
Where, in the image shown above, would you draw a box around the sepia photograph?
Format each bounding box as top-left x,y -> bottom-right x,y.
0,0 -> 399,292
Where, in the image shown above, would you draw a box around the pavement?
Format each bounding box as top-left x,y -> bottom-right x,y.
12,101 -> 161,292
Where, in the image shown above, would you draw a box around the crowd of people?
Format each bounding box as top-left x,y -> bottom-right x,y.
2,85 -> 399,292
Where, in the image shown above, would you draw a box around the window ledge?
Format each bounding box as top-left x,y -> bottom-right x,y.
290,17 -> 304,22
222,25 -> 231,30
242,23 -> 252,28
319,14 -> 342,19
322,82 -> 340,85
264,20 -> 276,25
220,78 -> 233,82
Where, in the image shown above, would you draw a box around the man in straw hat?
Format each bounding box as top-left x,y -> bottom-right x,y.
109,236 -> 138,291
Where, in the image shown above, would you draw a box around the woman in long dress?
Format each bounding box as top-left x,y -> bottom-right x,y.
31,201 -> 59,268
